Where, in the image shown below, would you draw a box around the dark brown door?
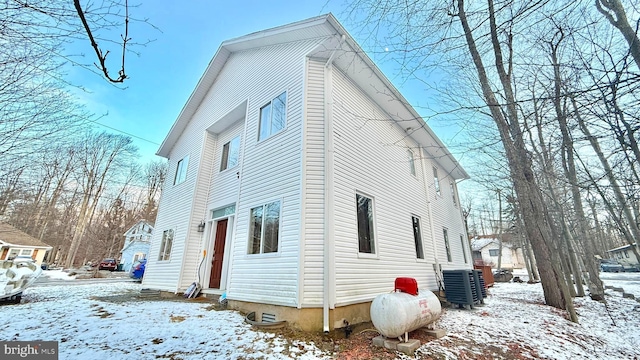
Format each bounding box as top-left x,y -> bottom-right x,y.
209,219 -> 228,289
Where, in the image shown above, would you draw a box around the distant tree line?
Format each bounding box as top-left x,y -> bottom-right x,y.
0,0 -> 162,267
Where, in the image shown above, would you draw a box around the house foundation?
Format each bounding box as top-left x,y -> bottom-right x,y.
225,299 -> 373,332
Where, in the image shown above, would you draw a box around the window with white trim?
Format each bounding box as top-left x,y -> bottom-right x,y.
489,249 -> 499,257
408,150 -> 416,176
433,167 -> 441,195
443,228 -> 452,262
20,249 -> 32,256
174,156 -> 189,185
258,92 -> 287,141
158,229 -> 174,261
412,216 -> 424,259
248,201 -> 281,254
356,193 -> 375,254
460,235 -> 468,263
220,136 -> 240,171
450,182 -> 457,206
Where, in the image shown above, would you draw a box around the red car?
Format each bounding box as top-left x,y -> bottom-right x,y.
98,258 -> 117,271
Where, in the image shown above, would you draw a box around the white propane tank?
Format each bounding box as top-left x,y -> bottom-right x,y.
370,290 -> 442,338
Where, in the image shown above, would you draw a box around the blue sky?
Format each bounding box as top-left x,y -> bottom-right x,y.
66,0 -> 464,164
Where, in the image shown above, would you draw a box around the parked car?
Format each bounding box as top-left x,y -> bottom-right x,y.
129,259 -> 146,280
98,258 -> 117,271
600,259 -> 624,272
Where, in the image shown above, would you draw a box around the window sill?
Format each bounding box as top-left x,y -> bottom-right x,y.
357,252 -> 378,260
219,164 -> 239,175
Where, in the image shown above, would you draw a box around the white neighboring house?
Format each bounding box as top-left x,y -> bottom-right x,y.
0,222 -> 52,266
120,220 -> 153,272
143,14 -> 470,332
471,235 -> 525,270
608,243 -> 640,270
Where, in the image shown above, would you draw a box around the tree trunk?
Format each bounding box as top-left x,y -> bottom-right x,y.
572,97 -> 640,264
549,37 -> 604,300
457,0 -> 577,321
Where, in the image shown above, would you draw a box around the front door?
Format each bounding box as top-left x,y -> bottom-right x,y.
209,219 -> 228,289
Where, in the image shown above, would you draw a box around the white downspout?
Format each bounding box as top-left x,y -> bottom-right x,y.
420,148 -> 441,288
323,34 -> 345,333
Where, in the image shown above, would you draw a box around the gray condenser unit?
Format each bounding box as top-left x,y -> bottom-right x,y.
442,269 -> 483,308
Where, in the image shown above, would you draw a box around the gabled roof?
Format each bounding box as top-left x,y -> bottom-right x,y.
470,235 -> 516,251
0,222 -> 52,249
157,13 -> 468,180
123,220 -> 155,237
608,243 -> 637,252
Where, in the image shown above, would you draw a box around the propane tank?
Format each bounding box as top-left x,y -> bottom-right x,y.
370,289 -> 442,338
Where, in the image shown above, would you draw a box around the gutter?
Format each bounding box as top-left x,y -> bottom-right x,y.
323,33 -> 345,334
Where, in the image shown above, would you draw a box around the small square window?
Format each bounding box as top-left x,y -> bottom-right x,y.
489,249 -> 499,257
356,194 -> 375,254
174,156 -> 189,185
258,92 -> 287,141
220,136 -> 240,171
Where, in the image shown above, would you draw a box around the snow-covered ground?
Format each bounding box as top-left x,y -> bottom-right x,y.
2,271 -> 639,359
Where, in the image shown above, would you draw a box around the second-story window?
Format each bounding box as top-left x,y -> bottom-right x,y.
433,167 -> 441,195
220,136 -> 240,171
258,92 -> 287,141
174,156 -> 189,185
408,149 -> 416,176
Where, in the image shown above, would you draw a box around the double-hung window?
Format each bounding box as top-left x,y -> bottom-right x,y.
443,228 -> 452,262
174,156 -> 189,185
412,216 -> 424,259
433,167 -> 441,195
450,182 -> 457,206
460,235 -> 468,263
248,201 -> 281,254
408,150 -> 416,176
220,136 -> 240,171
158,229 -> 174,261
258,92 -> 287,141
356,194 -> 375,254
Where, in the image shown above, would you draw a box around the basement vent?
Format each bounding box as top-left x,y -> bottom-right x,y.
261,313 -> 277,323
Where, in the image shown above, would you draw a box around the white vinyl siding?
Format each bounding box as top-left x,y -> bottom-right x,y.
331,67 -> 441,305
145,39 -> 320,297
208,120 -> 244,209
301,59 -> 325,306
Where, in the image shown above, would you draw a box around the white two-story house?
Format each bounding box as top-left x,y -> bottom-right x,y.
143,14 -> 471,332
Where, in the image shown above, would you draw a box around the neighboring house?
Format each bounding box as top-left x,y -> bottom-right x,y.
0,222 -> 52,266
608,243 -> 640,270
120,220 -> 154,272
143,14 -> 470,332
471,235 -> 525,270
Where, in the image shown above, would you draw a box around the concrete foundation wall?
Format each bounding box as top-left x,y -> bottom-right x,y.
226,299 -> 372,332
